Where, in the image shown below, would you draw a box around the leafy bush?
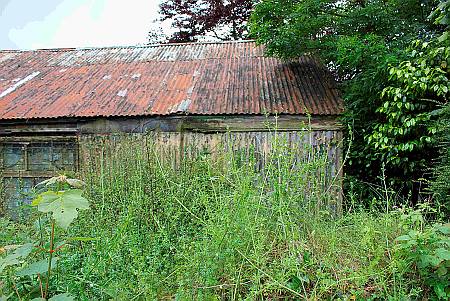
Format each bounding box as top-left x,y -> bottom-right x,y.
395,205 -> 450,300
367,40 -> 449,185
0,176 -> 90,300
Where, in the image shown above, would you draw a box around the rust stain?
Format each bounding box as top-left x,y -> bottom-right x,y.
0,41 -> 343,120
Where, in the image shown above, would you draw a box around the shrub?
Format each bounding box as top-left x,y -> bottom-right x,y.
395,205 -> 450,300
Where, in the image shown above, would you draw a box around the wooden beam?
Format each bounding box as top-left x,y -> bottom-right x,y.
0,114 -> 343,135
0,136 -> 77,142
180,116 -> 342,132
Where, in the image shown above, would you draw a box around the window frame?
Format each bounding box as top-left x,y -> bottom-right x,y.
1,135 -> 79,214
0,135 -> 79,179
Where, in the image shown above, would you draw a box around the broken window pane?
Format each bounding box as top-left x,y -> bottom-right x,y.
2,144 -> 25,170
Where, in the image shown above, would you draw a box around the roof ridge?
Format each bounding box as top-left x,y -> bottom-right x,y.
0,39 -> 257,53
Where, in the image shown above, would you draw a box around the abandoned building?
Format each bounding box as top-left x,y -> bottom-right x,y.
0,40 -> 344,215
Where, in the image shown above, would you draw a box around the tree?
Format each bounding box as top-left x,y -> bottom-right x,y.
249,0 -> 449,202
153,0 -> 253,43
368,40 -> 449,178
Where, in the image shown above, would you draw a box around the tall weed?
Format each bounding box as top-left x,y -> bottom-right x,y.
1,131 -> 448,300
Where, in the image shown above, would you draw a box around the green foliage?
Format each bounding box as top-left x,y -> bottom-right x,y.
33,189 -> 89,230
249,0 -> 433,60
0,243 -> 33,273
47,293 -> 74,301
0,176 -> 88,300
429,2 -> 450,207
395,206 -> 450,300
67,133 -> 340,299
367,40 -> 449,175
431,102 -> 450,216
16,258 -> 59,277
29,293 -> 74,301
430,0 -> 450,42
249,0 -> 449,200
2,134 -> 449,299
0,134 -> 442,299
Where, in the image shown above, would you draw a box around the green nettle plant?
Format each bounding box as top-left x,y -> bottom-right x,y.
395,206 -> 450,300
0,175 -> 89,301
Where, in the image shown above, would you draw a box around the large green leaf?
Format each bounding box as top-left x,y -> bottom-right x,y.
435,248 -> 450,261
436,223 -> 450,235
32,191 -> 59,207
33,189 -> 89,230
395,235 -> 411,242
14,243 -> 34,257
16,257 -> 58,277
0,243 -> 34,273
0,253 -> 20,273
49,293 -> 74,301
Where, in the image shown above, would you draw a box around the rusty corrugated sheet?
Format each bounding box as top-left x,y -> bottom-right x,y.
0,41 -> 343,120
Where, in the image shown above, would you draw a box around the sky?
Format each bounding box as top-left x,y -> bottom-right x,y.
0,0 -> 166,50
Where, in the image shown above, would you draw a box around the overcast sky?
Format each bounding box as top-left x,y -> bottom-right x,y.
0,0 -> 165,50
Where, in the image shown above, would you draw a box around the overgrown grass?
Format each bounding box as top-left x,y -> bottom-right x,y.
1,133 -> 449,300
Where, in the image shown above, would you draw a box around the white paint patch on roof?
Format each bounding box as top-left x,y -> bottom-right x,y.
117,89 -> 128,97
0,71 -> 40,99
176,98 -> 191,112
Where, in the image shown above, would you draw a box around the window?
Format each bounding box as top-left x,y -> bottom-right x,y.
1,137 -> 78,215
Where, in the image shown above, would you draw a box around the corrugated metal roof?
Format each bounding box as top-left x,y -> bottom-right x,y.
0,41 -> 343,120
